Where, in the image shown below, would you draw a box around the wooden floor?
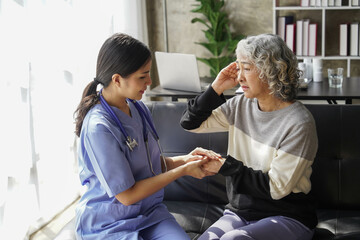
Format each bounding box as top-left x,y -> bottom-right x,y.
29,199 -> 78,240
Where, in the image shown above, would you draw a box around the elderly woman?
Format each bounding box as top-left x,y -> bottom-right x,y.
181,33 -> 318,240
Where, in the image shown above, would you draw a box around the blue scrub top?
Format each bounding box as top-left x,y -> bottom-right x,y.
75,100 -> 173,240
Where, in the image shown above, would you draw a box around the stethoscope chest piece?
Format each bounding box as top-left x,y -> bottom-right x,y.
126,136 -> 138,151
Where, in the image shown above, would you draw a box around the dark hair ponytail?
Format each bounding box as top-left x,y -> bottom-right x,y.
74,80 -> 100,137
74,33 -> 151,137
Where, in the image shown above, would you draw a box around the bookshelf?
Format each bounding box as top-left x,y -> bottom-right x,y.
273,0 -> 360,77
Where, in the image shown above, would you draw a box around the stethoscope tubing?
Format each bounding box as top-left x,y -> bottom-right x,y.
99,89 -> 167,175
99,89 -> 129,141
130,99 -> 159,140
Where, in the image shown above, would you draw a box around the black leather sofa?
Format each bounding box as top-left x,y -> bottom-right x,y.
55,101 -> 360,240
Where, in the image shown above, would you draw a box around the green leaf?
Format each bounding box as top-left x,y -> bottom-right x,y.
213,0 -> 225,12
197,57 -> 220,77
191,17 -> 211,29
199,56 -> 237,77
227,34 -> 245,53
214,14 -> 228,41
195,42 -> 218,56
227,39 -> 240,53
207,11 -> 217,27
210,69 -> 217,77
191,6 -> 202,13
218,56 -> 235,69
225,24 -> 232,41
204,30 -> 215,42
195,41 -> 227,56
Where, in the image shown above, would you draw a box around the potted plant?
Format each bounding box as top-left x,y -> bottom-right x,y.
191,0 -> 245,77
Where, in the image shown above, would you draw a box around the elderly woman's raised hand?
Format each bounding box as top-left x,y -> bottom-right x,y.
211,62 -> 239,95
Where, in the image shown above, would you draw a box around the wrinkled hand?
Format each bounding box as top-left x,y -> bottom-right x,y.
188,147 -> 224,175
182,152 -> 206,164
201,157 -> 225,174
189,147 -> 222,161
211,62 -> 239,95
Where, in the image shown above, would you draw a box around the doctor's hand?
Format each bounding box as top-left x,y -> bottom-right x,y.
211,62 -> 239,95
183,157 -> 214,179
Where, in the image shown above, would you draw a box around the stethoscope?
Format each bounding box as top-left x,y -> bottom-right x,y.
99,89 -> 167,176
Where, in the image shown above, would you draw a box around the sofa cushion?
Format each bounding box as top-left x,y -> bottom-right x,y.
314,209 -> 360,240
307,104 -> 360,209
148,101 -> 229,156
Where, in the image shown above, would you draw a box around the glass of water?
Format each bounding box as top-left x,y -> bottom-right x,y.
327,68 -> 344,88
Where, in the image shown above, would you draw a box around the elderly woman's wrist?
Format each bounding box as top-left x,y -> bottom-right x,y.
211,83 -> 224,95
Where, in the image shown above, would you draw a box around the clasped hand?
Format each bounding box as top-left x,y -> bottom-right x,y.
186,147 -> 225,177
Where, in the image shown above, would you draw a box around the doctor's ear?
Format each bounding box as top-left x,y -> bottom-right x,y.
111,74 -> 123,86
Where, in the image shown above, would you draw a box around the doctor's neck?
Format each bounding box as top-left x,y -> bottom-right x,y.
101,87 -> 130,115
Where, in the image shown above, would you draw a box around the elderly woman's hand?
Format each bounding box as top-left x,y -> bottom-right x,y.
211,62 -> 239,95
188,147 -> 225,174
189,147 -> 222,161
201,157 -> 225,174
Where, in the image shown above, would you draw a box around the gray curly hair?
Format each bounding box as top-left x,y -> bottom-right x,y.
236,33 -> 300,102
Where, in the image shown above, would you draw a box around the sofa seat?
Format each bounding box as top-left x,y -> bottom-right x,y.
313,209 -> 360,240
53,101 -> 360,240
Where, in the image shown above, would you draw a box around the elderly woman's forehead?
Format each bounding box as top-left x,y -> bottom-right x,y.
236,57 -> 252,65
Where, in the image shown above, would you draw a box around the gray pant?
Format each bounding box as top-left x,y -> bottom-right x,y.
198,209 -> 314,240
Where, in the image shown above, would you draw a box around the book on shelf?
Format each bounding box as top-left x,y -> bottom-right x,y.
296,20 -> 303,55
277,16 -> 294,41
286,24 -> 296,52
322,0 -> 328,6
301,0 -> 310,6
310,0 -> 316,6
303,19 -> 310,56
352,0 -> 359,6
329,0 -> 335,6
340,23 -> 350,56
350,22 -> 359,56
308,23 -> 317,56
335,0 -> 342,6
316,0 -> 321,6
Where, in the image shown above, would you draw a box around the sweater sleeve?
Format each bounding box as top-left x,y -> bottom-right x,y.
219,155 -> 273,200
180,86 -> 226,130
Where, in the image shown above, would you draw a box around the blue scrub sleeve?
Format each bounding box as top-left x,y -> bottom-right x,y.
85,129 -> 135,198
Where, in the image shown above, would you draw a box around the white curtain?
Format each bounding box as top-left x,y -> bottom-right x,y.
0,0 -> 148,239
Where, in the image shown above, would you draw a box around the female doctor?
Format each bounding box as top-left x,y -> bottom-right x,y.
74,33 -> 215,240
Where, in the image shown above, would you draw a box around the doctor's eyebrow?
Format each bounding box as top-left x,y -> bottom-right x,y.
142,70 -> 150,74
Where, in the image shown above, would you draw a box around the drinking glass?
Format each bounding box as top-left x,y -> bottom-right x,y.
327,68 -> 343,88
